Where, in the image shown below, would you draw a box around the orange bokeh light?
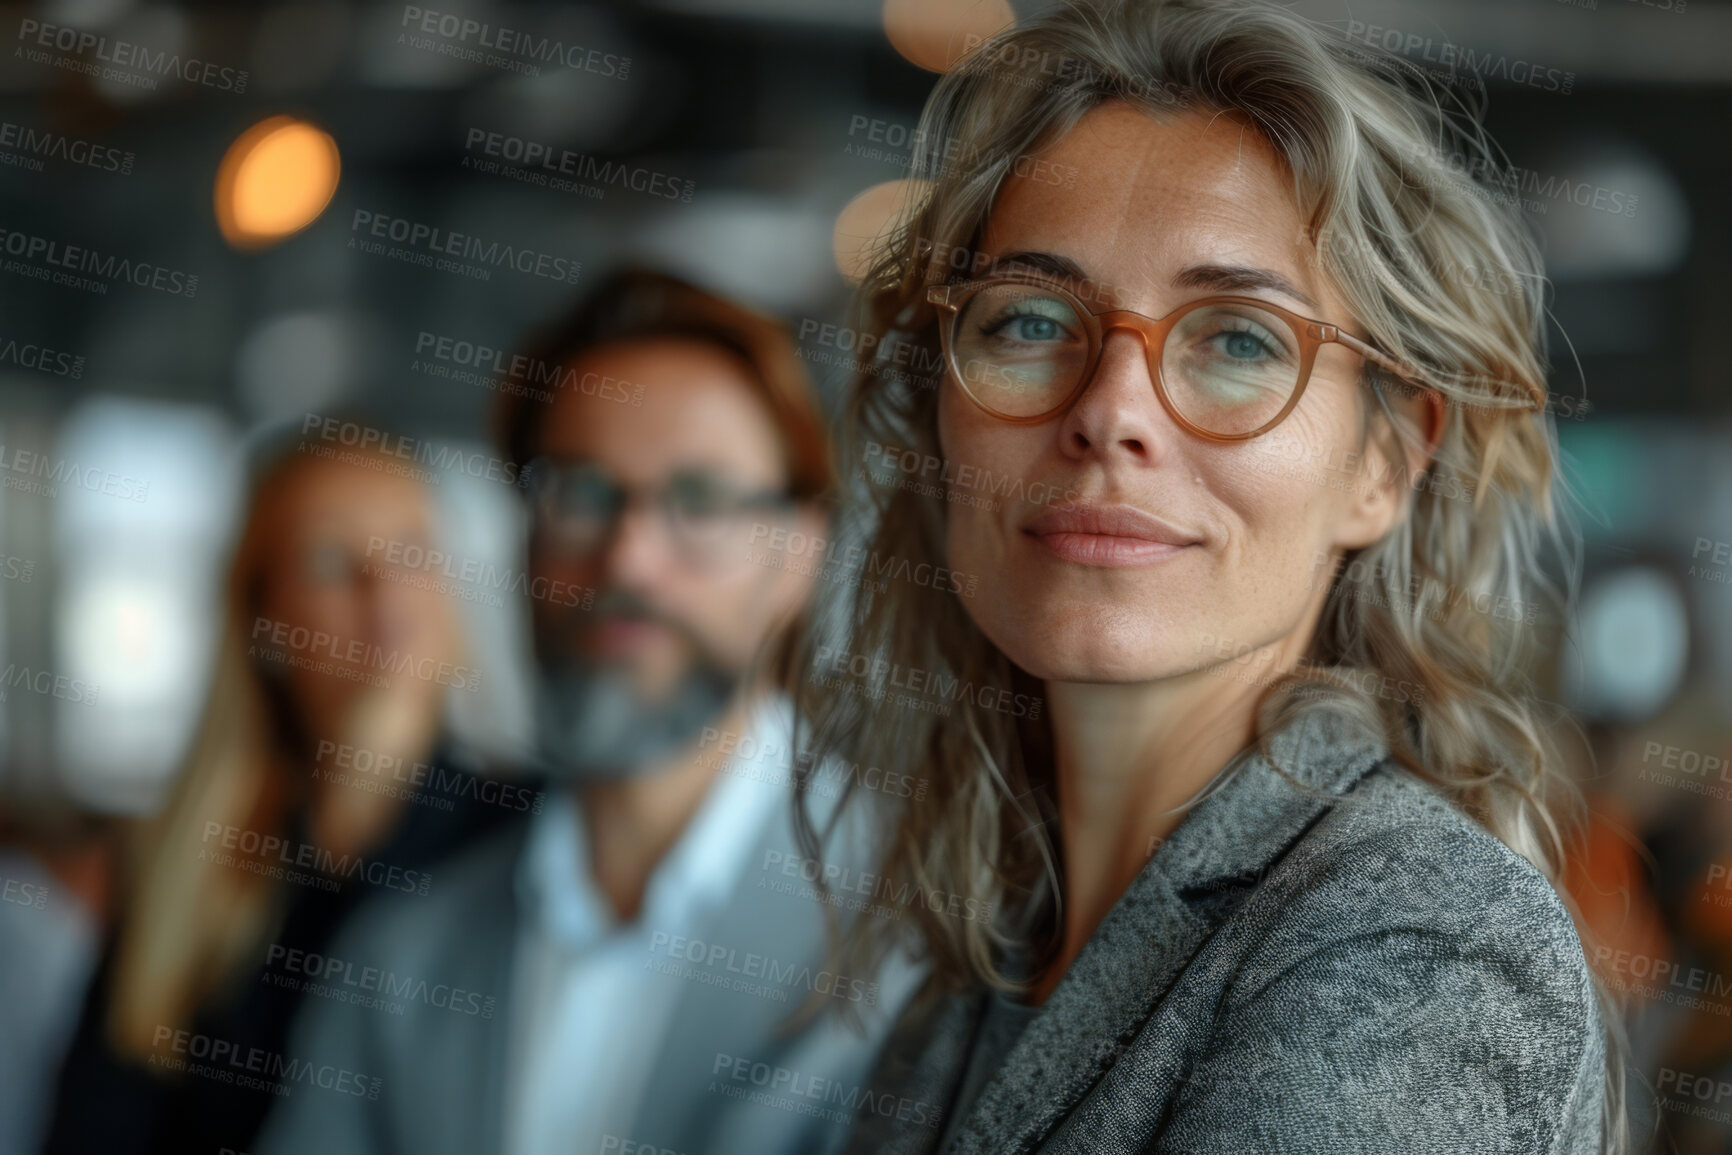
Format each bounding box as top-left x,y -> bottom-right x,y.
832,179 -> 929,285
215,116 -> 341,250
882,0 -> 1015,74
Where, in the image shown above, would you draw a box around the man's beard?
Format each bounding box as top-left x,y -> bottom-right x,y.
532,588 -> 741,783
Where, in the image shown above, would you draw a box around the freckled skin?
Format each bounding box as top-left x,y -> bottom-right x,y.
938,100 -> 1416,682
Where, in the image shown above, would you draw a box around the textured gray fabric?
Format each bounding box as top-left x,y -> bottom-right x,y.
843,706 -> 1609,1155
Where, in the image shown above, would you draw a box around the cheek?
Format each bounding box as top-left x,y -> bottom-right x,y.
532,545 -> 591,582
656,564 -> 774,654
269,585 -> 352,635
712,564 -> 791,631
400,586 -> 449,635
935,392 -> 1029,571
1208,392 -> 1362,573
943,502 -> 1000,595
310,595 -> 367,641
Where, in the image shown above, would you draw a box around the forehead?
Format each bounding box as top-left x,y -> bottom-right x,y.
539,336 -> 787,486
980,101 -> 1325,312
272,458 -> 430,535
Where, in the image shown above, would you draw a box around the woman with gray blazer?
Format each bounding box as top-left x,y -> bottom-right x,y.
771,0 -> 1631,1151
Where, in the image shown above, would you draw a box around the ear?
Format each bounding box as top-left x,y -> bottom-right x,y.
1332,382 -> 1445,552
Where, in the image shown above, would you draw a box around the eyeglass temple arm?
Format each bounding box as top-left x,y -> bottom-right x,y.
1319,326 -> 1448,453
1315,324 -> 1412,383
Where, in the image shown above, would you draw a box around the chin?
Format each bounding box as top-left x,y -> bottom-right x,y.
1025,648 -> 1180,684
974,599 -> 1188,684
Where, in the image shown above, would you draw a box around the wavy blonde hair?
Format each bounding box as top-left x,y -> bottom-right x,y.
775,0 -> 1635,1150
106,442 -> 456,1060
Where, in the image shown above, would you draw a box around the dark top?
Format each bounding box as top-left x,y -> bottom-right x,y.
40,743 -> 538,1155
936,989 -> 1042,1151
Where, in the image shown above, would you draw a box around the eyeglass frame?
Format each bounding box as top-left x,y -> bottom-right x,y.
925,273 -> 1445,445
518,455 -> 801,562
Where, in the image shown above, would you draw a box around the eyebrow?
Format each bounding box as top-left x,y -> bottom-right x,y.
985,251 -> 1319,314
987,251 -> 1090,283
1172,263 -> 1319,312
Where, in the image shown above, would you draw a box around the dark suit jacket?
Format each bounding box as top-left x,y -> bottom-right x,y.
254,754 -> 927,1155
843,706 -> 1609,1155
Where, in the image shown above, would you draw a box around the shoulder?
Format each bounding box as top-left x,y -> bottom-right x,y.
326,812 -> 529,971
1206,760 -> 1606,1150
1267,760 -> 1588,961
1239,759 -> 1596,1005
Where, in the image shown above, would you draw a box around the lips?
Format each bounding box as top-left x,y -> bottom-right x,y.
1022,502 -> 1201,567
1023,503 -> 1200,546
587,617 -> 673,654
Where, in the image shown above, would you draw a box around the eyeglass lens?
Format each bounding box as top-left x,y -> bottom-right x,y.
949,282 -> 1305,436
533,462 -> 784,558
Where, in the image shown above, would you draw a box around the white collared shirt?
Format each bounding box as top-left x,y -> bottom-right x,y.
501,695 -> 792,1155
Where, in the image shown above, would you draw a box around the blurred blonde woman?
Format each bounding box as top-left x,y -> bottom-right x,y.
768,0 -> 1636,1152
45,434 -> 518,1155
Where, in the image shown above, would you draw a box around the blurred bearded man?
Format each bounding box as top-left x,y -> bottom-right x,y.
258,268 -> 925,1155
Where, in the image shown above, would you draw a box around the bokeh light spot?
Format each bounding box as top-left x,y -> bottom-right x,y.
833,179 -> 928,284
883,0 -> 1015,73
215,116 -> 341,250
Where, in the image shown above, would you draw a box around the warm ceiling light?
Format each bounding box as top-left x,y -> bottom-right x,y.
882,0 -> 1014,74
833,179 -> 928,284
215,116 -> 341,250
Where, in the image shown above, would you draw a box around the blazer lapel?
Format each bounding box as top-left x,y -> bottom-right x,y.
944,874 -> 1211,1155
946,705 -> 1390,1154
449,828 -> 527,1155
472,925 -> 517,1155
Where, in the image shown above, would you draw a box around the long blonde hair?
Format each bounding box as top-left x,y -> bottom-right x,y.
776,1 -> 1634,1150
105,443 -> 443,1059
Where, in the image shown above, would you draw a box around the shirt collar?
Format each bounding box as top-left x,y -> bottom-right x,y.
514,693 -> 795,949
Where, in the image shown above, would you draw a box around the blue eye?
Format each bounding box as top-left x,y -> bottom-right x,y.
977,297 -> 1079,346
1221,331 -> 1269,360
1009,315 -> 1062,341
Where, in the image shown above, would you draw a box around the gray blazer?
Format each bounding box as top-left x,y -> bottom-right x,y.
254,777 -> 926,1155
844,706 -> 1609,1155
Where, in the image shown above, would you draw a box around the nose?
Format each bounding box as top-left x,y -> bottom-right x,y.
1056,325 -> 1174,461
597,500 -> 676,590
359,560 -> 422,649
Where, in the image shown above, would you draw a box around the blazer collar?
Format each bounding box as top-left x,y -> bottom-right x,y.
1153,702 -> 1392,894
944,704 -> 1391,1155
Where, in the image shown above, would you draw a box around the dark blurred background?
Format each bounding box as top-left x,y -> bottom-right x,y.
0,0 -> 1727,1151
